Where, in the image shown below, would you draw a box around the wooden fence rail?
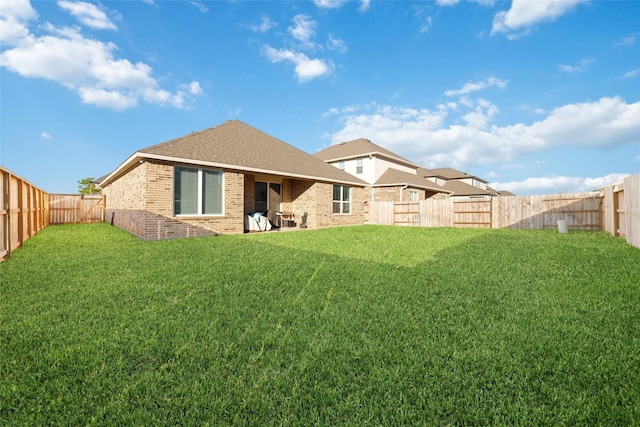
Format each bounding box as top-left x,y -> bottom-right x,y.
1,167 -> 50,260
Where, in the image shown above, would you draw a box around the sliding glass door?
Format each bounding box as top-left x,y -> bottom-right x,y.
255,182 -> 281,223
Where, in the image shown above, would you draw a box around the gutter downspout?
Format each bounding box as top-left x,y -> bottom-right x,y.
400,184 -> 408,202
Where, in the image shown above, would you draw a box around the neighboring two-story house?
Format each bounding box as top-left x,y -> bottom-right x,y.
314,138 -> 450,202
419,167 -> 499,198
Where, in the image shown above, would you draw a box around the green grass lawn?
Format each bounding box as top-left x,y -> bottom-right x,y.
2,224 -> 640,425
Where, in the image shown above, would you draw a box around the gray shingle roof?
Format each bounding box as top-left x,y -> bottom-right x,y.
314,138 -> 418,168
442,180 -> 498,197
374,168 -> 450,193
421,167 -> 488,183
101,120 -> 367,187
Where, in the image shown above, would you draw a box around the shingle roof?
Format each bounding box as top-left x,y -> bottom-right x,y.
100,120 -> 367,187
374,168 -> 450,193
421,167 -> 488,183
314,138 -> 418,168
442,180 -> 498,197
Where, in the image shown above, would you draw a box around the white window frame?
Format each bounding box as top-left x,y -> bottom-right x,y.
355,158 -> 363,174
409,189 -> 419,202
333,185 -> 351,214
174,166 -> 224,216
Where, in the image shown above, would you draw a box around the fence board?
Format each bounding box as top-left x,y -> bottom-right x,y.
419,198 -> 452,227
394,202 -> 420,226
368,201 -> 394,225
49,194 -> 104,224
453,199 -> 492,228
623,174 -> 640,248
1,167 -> 49,260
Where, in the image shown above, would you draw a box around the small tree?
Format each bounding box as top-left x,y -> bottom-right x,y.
78,177 -> 100,195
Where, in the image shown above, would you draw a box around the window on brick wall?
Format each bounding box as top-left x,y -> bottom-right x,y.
333,185 -> 351,214
409,189 -> 419,201
174,166 -> 223,215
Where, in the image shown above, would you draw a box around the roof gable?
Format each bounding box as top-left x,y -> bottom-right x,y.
374,168 -> 450,193
314,138 -> 418,168
442,180 -> 498,197
424,167 -> 488,183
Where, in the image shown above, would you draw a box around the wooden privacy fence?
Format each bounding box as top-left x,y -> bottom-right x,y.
1,167 -> 49,260
369,173 -> 639,250
600,174 -> 640,249
49,194 -> 105,224
370,193 -> 602,230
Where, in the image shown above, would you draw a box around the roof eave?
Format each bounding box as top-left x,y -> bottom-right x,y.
99,152 -> 367,188
324,151 -> 418,168
373,182 -> 453,193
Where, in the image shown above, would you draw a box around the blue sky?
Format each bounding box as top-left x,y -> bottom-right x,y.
1,0 -> 638,195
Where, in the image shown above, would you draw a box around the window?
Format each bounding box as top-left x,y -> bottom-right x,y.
409,189 -> 419,201
356,158 -> 363,174
337,161 -> 345,170
333,185 -> 351,214
174,166 -> 223,215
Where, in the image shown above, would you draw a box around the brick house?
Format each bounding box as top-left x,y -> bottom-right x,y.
314,138 -> 450,202
99,120 -> 367,240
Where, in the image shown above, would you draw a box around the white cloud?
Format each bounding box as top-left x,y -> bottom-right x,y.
313,0 -> 370,11
556,58 -> 593,73
411,5 -> 433,34
327,34 -> 347,53
0,4 -> 201,110
420,16 -> 433,34
314,0 -> 348,9
57,1 -> 116,30
289,14 -> 317,50
324,97 -> 640,171
358,0 -> 370,12
492,173 -> 630,194
188,1 -> 208,13
262,45 -> 333,82
250,15 -> 275,33
445,76 -> 507,97
437,0 -> 495,6
0,0 -> 37,44
187,81 -> 202,95
40,131 -> 52,139
614,35 -> 635,47
622,68 -> 640,79
492,0 -> 586,37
